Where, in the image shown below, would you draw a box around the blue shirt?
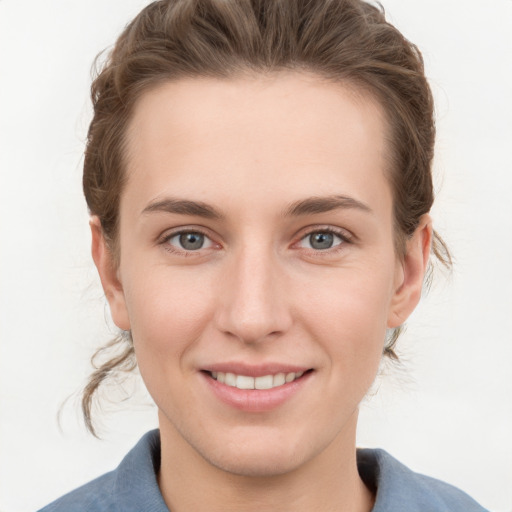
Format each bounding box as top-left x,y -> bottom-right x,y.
38,430 -> 488,511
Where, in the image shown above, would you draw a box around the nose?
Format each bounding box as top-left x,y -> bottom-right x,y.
214,245 -> 293,344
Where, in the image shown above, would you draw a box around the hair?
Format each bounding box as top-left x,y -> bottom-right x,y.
81,0 -> 451,435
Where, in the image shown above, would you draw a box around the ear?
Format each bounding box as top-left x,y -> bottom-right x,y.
90,216 -> 131,331
387,214 -> 432,328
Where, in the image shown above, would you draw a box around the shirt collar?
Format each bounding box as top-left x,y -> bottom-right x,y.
112,430 -> 485,512
114,429 -> 169,512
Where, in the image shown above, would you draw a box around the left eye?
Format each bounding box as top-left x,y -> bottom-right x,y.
167,232 -> 213,251
298,231 -> 344,250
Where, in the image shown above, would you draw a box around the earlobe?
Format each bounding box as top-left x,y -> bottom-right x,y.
387,214 -> 433,328
90,217 -> 131,331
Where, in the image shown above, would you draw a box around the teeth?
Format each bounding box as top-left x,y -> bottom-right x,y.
236,375 -> 254,389
255,375 -> 273,390
225,372 -> 236,386
212,371 -> 306,390
273,373 -> 286,386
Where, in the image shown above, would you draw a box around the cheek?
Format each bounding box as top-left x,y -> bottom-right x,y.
302,264 -> 394,368
122,266 -> 217,369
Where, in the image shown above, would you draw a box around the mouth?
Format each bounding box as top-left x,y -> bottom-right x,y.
207,370 -> 309,390
201,367 -> 313,412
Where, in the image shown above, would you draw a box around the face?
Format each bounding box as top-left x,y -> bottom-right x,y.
94,72 -> 430,478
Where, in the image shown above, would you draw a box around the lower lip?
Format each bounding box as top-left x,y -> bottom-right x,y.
201,372 -> 312,412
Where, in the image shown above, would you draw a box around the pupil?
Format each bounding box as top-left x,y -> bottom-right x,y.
310,232 -> 333,250
179,233 -> 204,250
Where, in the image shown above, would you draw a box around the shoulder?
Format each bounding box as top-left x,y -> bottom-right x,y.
37,471 -> 117,512
357,448 -> 489,512
37,430 -> 169,512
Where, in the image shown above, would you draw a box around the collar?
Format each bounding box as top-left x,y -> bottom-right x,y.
113,430 -> 487,512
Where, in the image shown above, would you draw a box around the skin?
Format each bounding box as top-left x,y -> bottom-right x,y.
92,72 -> 432,512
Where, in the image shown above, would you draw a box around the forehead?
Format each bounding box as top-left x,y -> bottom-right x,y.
123,72 -> 391,215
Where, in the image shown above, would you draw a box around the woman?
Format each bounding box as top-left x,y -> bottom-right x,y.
38,0 -> 487,510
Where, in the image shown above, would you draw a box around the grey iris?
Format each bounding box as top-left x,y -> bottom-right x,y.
179,233 -> 204,250
309,232 -> 334,250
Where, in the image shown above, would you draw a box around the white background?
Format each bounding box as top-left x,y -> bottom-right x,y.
1,1 -> 511,511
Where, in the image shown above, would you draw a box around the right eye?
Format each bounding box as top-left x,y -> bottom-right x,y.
164,231 -> 214,252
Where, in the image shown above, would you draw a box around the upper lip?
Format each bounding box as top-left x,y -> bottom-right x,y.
202,362 -> 311,377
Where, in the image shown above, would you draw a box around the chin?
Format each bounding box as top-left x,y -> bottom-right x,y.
208,447 -> 306,478
195,427 -> 316,478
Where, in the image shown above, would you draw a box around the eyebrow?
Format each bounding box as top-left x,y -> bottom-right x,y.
141,198 -> 223,219
141,194 -> 372,220
283,195 -> 373,217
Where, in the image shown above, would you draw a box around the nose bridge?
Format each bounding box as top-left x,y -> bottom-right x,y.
216,241 -> 291,343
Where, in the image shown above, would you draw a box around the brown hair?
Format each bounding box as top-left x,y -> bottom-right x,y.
82,0 -> 451,435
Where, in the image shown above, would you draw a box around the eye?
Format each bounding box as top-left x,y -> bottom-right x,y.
298,230 -> 345,250
166,231 -> 213,251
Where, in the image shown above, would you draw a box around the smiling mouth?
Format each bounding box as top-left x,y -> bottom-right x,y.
208,370 -> 310,390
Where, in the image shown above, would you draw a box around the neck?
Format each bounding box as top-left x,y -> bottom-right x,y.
157,410 -> 374,512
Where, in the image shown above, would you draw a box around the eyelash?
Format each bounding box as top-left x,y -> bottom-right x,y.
294,226 -> 353,255
158,226 -> 354,256
158,228 -> 216,256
